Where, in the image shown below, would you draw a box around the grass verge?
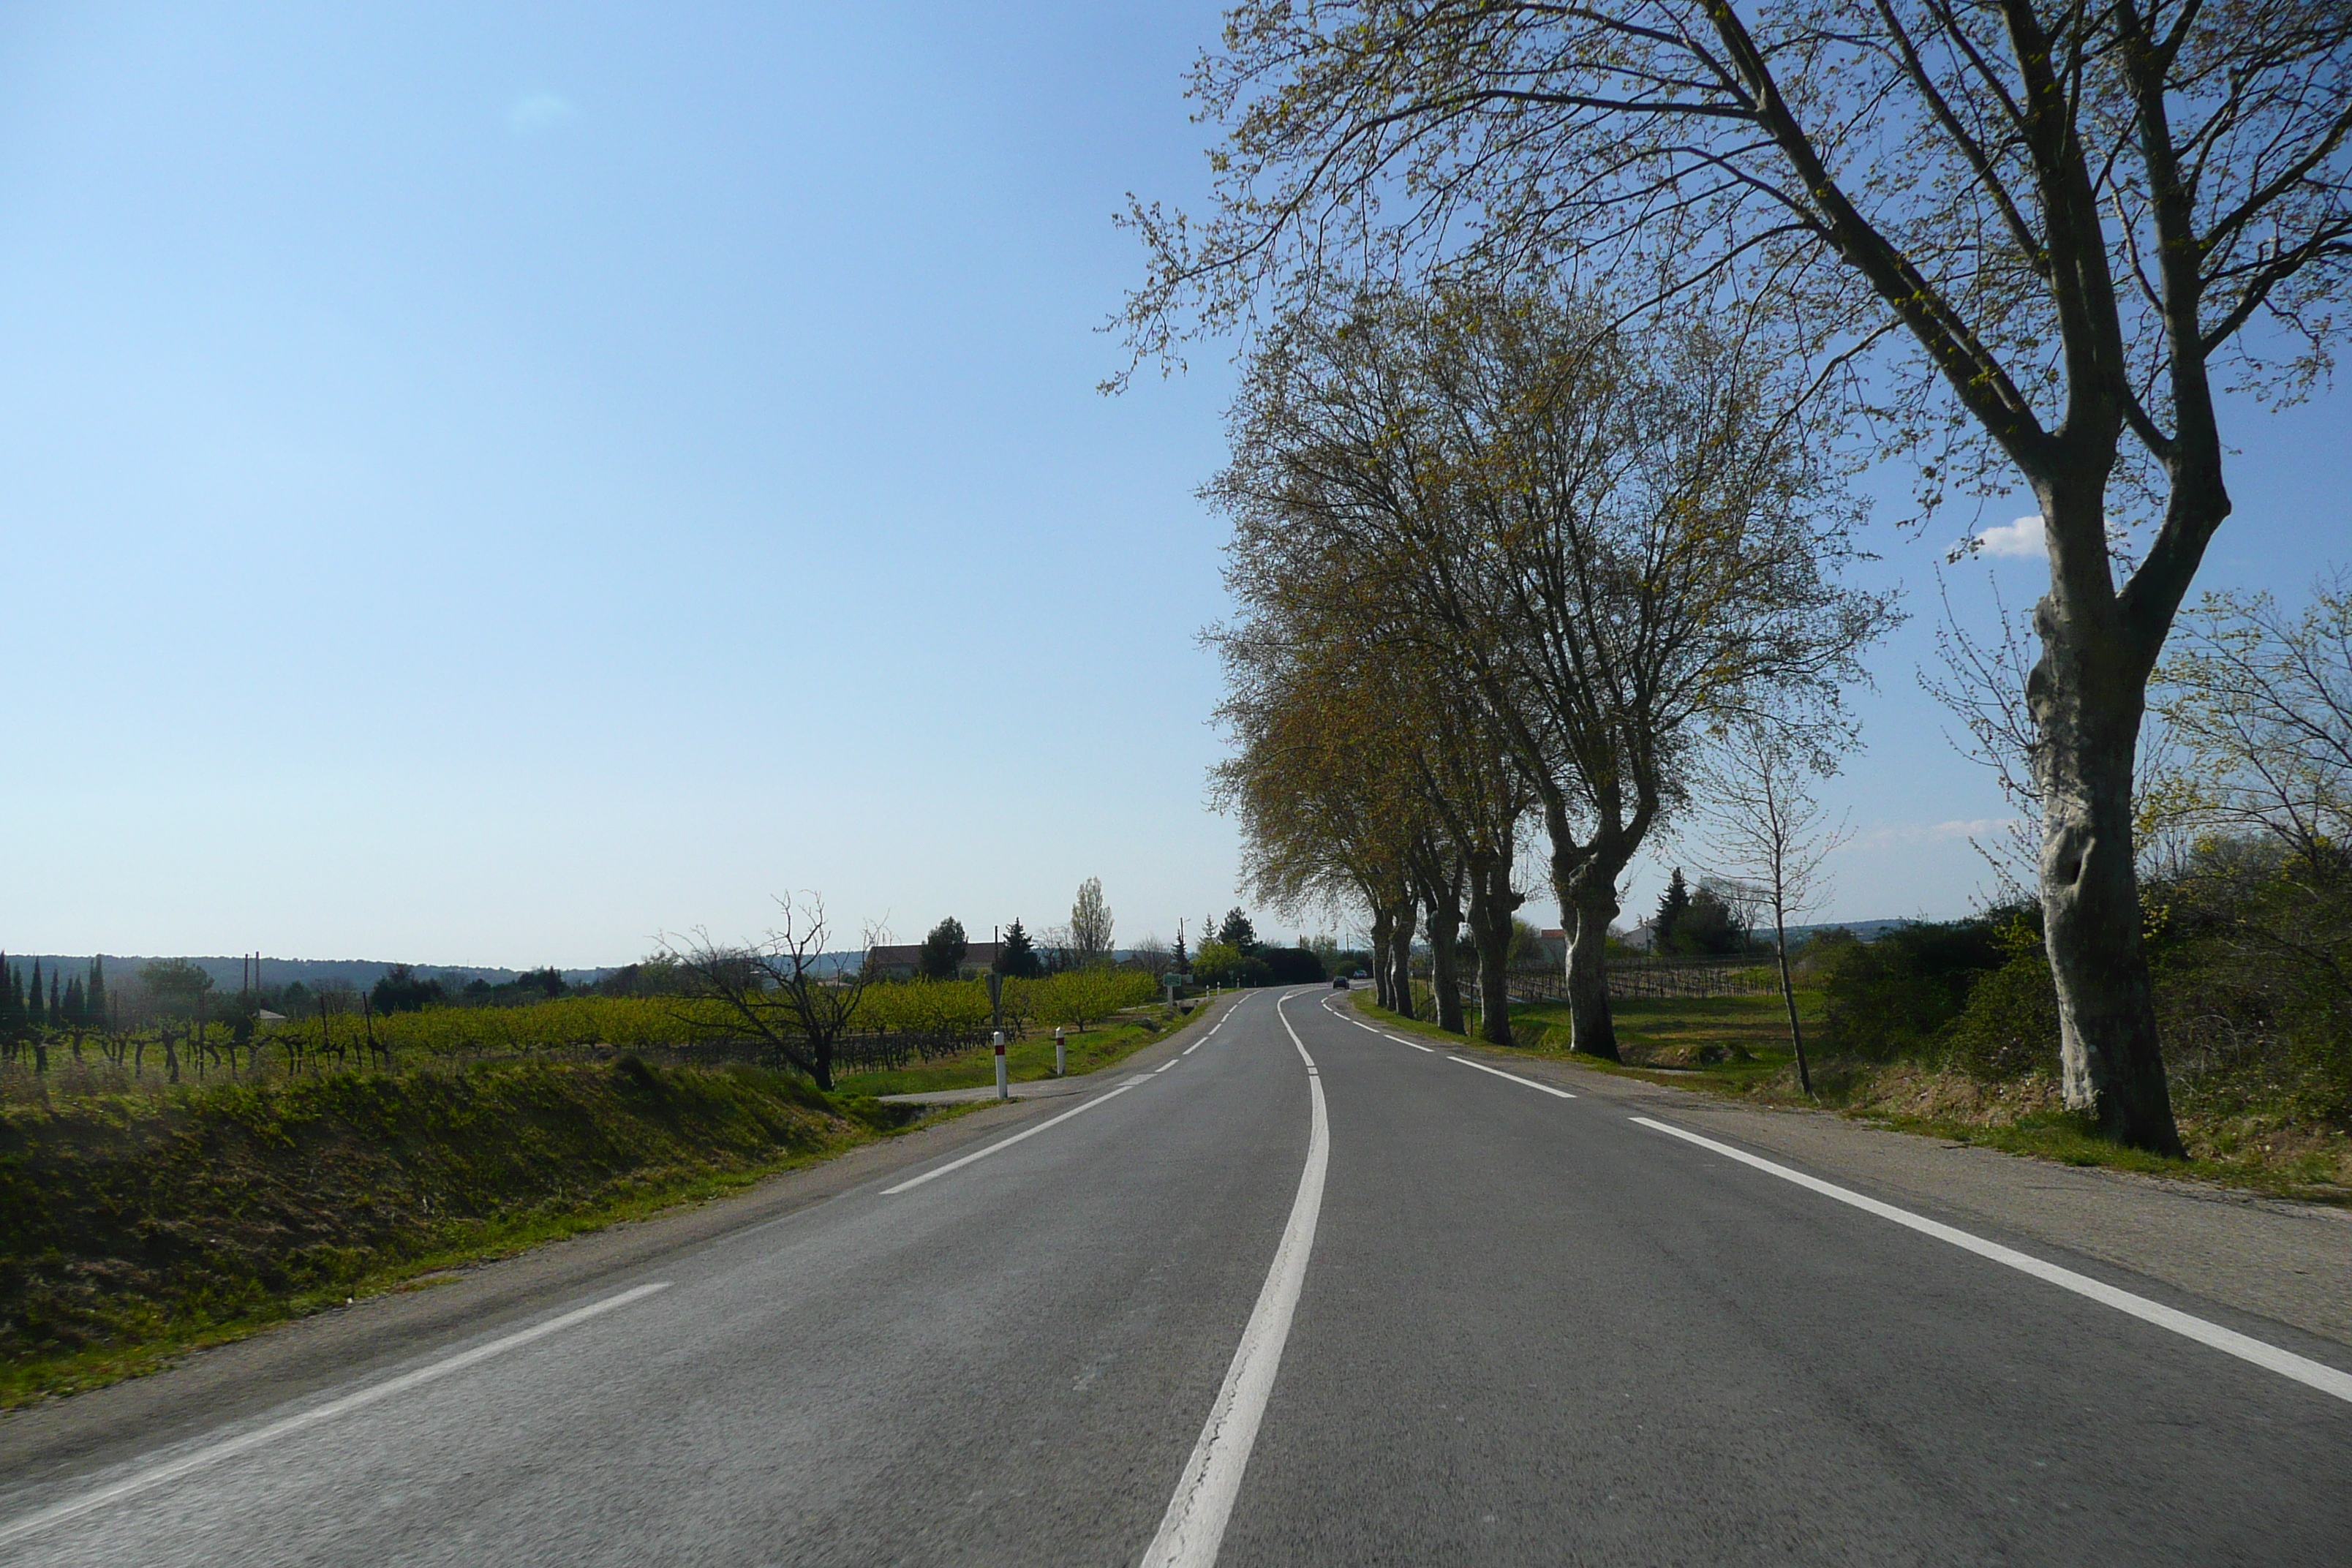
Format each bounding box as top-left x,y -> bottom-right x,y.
833,1004 -> 1212,1097
1,1057 -> 935,1409
1352,992 -> 2351,1203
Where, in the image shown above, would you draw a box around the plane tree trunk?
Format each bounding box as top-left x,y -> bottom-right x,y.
1387,895 -> 1420,1019
1416,848 -> 1468,1034
1464,848 -> 1521,1047
2028,474 -> 2196,1156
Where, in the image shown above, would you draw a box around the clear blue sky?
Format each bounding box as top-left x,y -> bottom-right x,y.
4,2 -> 2345,966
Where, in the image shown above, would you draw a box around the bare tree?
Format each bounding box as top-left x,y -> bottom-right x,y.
1921,569 -> 2048,904
1696,875 -> 1765,952
1701,725 -> 1853,1096
1070,878 -> 1116,966
2152,570 -> 2352,872
663,894 -> 879,1092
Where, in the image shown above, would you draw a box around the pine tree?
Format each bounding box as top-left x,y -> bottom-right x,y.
918,916 -> 969,980
994,919 -> 1041,979
1218,908 -> 1260,955
1654,869 -> 1692,954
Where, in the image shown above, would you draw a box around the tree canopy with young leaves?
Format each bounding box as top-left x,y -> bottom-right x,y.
1122,0 -> 2352,1151
1210,281 -> 1888,1056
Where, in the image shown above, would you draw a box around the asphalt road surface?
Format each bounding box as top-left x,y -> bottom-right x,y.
4,987 -> 2348,1565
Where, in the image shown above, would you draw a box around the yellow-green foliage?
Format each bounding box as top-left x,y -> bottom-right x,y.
243,970 -> 1161,1063
854,978 -> 996,1036
1026,968 -> 1159,1028
256,995 -> 735,1058
853,970 -> 1156,1034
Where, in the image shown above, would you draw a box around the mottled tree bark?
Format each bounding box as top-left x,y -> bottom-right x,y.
1387,896 -> 1420,1019
2029,483 -> 2190,1156
1539,791 -> 1635,1063
1417,849 -> 1468,1034
1464,849 -> 1522,1047
1562,870 -> 1621,1063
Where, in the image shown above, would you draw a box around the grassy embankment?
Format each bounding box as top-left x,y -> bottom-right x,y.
832,1004 -> 1206,1098
1356,990 -> 2350,1202
0,1058 -> 926,1409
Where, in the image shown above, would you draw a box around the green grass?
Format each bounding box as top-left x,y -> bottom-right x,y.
1351,990 -> 2351,1203
0,1057 -> 938,1408
1357,990 -> 1818,1087
832,1006 -> 1209,1098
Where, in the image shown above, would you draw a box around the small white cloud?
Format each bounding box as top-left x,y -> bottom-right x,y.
1856,817 -> 2022,848
507,92 -> 576,134
1970,514 -> 2045,559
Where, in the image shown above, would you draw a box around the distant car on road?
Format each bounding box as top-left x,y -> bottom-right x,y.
1330,976 -> 1349,990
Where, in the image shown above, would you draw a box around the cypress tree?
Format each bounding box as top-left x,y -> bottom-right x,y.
62,977 -> 83,1027
48,969 -> 60,1027
0,955 -> 15,1035
88,956 -> 108,1025
27,960 -> 42,1030
1654,869 -> 1692,954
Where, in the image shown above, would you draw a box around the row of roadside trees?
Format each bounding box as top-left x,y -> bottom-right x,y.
1126,1 -> 2352,1156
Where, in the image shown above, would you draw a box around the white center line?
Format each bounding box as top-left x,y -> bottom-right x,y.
882,1082 -> 1145,1194
1142,995 -> 1330,1568
0,1281 -> 675,1548
1632,1115 -> 2352,1406
1447,1055 -> 1575,1097
1183,1039 -> 1206,1055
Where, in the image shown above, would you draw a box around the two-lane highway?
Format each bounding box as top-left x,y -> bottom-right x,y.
3,987 -> 2347,1564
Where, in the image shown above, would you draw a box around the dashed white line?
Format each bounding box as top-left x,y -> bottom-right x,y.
1631,1115 -> 2352,1407
1447,1055 -> 1575,1098
882,1082 -> 1145,1194
0,1281 -> 676,1548
1155,1060 -> 1177,1073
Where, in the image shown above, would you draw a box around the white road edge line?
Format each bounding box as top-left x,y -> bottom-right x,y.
1448,1055 -> 1575,1097
1183,1039 -> 1206,1055
1142,995 -> 1330,1568
1630,1115 -> 2352,1407
1156,1060 -> 1177,1073
883,1083 -> 1142,1194
0,1280 -> 674,1548
1393,1037 -> 1437,1053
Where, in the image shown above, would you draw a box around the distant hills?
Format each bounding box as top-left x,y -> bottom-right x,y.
7,924 -> 1919,997
3,957 -> 617,992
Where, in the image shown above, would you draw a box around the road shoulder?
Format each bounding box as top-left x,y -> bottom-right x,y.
0,999 -> 1240,1496
1339,993 -> 2352,1350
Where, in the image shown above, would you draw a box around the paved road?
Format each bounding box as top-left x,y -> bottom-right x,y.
4,988 -> 2348,1564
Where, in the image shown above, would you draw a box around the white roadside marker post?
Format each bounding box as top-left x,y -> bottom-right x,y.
995,1030 -> 1008,1101
1054,1027 -> 1066,1077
